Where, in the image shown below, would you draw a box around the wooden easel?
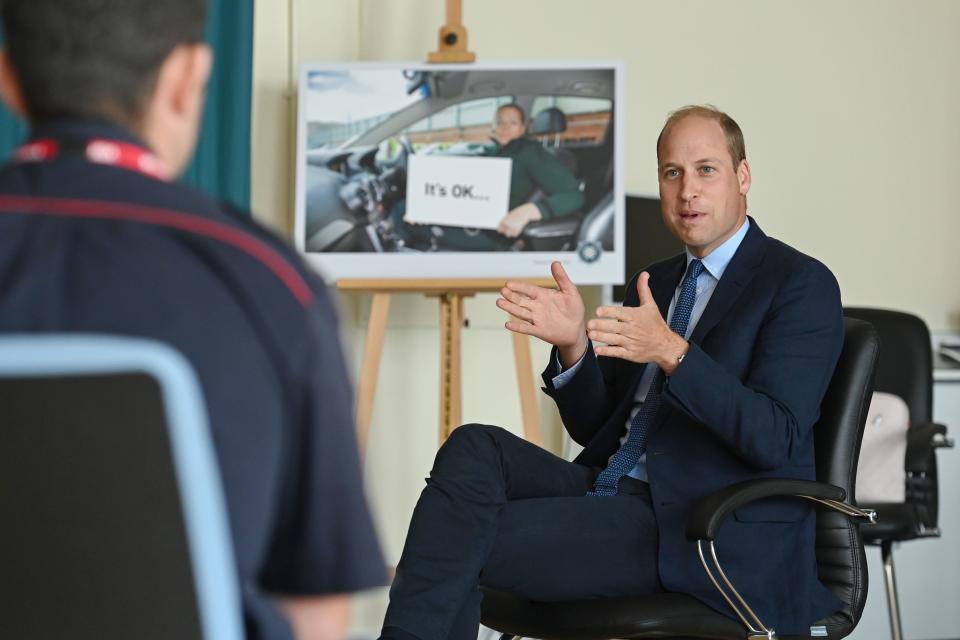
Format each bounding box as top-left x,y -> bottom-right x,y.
340,2 -> 550,455
339,279 -> 552,455
428,0 -> 476,63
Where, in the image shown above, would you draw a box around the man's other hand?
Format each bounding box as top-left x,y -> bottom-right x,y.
588,272 -> 688,374
497,261 -> 588,367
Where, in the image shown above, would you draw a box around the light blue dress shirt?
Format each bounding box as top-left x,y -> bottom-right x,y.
553,218 -> 751,481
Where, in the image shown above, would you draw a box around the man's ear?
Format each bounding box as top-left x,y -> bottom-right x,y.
155,43 -> 212,121
0,50 -> 29,118
737,158 -> 752,196
140,43 -> 213,174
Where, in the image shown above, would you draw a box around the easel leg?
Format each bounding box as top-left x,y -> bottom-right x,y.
511,330 -> 543,447
356,293 -> 391,458
438,293 -> 464,445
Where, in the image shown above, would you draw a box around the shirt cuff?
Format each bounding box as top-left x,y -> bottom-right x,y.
551,348 -> 586,388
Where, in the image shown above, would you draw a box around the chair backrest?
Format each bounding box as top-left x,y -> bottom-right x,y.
812,317 -> 879,634
843,306 -> 942,533
0,335 -> 244,640
530,107 -> 580,176
843,307 -> 933,424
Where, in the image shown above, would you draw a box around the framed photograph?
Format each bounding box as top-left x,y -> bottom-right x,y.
294,60 -> 624,283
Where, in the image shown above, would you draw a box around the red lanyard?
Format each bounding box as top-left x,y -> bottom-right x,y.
13,138 -> 171,182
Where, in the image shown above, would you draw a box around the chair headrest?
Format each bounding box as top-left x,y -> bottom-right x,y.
843,307 -> 933,424
530,107 -> 567,135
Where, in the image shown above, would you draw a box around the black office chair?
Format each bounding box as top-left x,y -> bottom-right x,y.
843,307 -> 954,640
481,317 -> 880,640
0,335 -> 243,640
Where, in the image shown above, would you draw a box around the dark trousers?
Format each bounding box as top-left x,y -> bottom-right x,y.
382,424 -> 662,640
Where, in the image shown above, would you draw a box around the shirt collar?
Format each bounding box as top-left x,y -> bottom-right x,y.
29,117 -> 148,150
685,217 -> 751,281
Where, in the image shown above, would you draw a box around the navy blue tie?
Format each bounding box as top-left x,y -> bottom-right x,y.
588,259 -> 705,497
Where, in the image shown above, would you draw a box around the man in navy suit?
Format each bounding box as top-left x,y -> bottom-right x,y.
379,106 -> 844,640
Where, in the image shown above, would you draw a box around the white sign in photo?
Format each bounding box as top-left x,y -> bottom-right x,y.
404,155 -> 512,229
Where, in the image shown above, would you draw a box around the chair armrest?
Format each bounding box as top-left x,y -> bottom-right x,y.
683,479 -> 872,638
685,479 -> 850,541
906,422 -> 953,473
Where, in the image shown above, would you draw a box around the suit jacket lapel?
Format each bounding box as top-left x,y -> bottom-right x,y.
651,255 -> 686,321
690,217 -> 768,345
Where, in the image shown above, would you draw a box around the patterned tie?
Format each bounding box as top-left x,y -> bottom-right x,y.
588,259 -> 705,496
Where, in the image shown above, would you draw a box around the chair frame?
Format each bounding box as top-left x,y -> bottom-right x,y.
686,480 -> 876,639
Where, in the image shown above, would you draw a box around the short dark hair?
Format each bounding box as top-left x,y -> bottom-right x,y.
656,105 -> 746,168
1,0 -> 206,126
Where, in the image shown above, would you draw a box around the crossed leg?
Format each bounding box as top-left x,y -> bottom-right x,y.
382,424 -> 661,640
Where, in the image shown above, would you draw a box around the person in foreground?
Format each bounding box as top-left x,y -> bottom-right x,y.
0,1 -> 385,638
379,105 -> 844,640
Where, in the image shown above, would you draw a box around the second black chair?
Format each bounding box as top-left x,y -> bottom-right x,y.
843,307 -> 954,640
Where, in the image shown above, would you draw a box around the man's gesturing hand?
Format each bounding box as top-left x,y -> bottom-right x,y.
496,261 -> 588,367
587,272 -> 689,374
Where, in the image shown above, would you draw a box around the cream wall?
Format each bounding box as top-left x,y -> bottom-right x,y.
250,0 -> 960,633
255,0 -> 960,329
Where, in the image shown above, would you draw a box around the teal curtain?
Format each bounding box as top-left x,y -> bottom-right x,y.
0,105 -> 26,155
0,0 -> 253,209
181,0 -> 254,208
0,29 -> 27,152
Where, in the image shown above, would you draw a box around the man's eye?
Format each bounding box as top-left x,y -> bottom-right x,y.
664,169 -> 679,178
700,166 -> 715,175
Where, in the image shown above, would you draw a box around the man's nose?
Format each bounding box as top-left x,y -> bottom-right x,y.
681,174 -> 700,201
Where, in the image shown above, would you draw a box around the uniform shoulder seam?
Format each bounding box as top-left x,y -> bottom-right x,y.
0,195 -> 316,307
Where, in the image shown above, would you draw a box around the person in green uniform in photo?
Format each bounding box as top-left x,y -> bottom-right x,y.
394,102 -> 583,251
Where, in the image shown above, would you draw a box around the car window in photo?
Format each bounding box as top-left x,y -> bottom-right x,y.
396,96 -> 513,156
529,96 -> 612,146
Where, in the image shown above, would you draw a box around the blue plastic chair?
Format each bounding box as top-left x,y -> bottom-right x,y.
0,335 -> 244,640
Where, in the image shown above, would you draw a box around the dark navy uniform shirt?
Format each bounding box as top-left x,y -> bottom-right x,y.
0,119 -> 386,639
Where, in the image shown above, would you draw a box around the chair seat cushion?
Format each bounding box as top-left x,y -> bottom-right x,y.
480,588 -> 745,639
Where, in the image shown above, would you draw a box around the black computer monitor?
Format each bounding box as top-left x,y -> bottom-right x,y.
612,194 -> 684,303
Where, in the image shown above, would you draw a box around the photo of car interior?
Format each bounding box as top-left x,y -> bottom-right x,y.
300,67 -> 616,254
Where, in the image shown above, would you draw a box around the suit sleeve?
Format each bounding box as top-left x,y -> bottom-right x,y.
526,147 -> 584,220
540,270 -> 646,447
661,259 -> 844,469
541,341 -> 621,447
